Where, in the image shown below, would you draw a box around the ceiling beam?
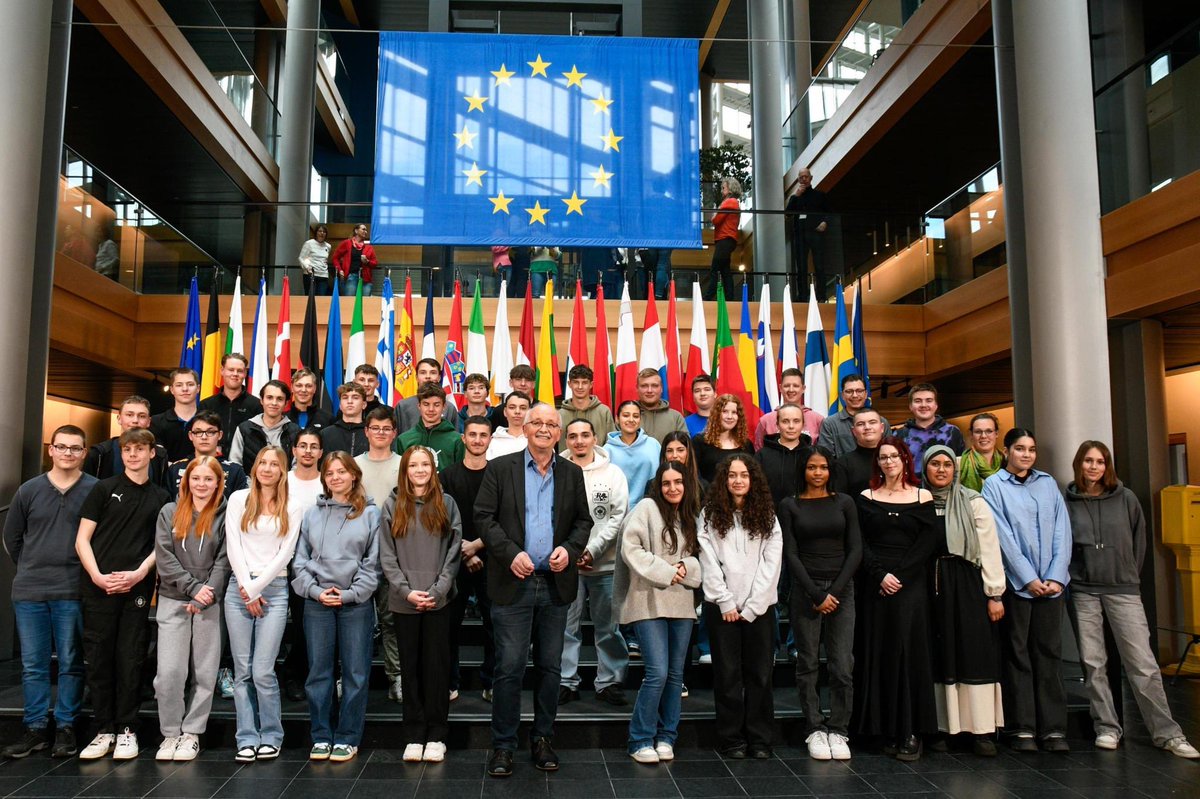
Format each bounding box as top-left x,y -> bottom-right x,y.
259,0 -> 286,26
699,0 -> 732,70
339,0 -> 360,27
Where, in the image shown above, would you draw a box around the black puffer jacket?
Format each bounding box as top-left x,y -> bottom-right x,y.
1064,480 -> 1145,595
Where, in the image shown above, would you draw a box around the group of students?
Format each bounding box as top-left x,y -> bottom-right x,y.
2,354 -> 1197,772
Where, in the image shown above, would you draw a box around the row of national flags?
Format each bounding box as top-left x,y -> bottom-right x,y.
179,273 -> 872,416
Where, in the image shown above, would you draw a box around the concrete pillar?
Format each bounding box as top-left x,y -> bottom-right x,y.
1004,0 -> 1113,478
748,0 -> 787,295
272,0 -> 320,275
700,74 -> 715,150
789,0 -> 813,155
251,27 -> 279,148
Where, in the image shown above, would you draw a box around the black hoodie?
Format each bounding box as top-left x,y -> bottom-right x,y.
1064,480 -> 1145,595
757,435 -> 808,505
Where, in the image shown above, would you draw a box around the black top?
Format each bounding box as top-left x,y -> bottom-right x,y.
198,389 -> 263,456
855,496 -> 939,585
778,494 -> 862,604
166,458 -> 248,501
785,188 -> 829,230
83,437 -> 170,486
757,435 -> 808,506
79,473 -> 170,588
440,460 -> 487,543
150,408 -> 196,462
3,473 -> 99,601
288,404 -> 334,432
832,446 -> 877,496
691,436 -> 755,484
320,419 -> 369,457
364,397 -> 395,418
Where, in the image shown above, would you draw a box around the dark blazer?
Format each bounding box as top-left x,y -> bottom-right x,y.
475,450 -> 592,605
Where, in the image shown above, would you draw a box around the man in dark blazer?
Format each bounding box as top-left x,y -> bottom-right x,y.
786,167 -> 831,301
476,403 -> 592,778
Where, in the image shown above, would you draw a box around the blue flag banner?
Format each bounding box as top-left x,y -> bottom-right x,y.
372,33 -> 701,248
180,277 -> 203,372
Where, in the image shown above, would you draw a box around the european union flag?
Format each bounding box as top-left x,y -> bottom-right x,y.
179,276 -> 203,373
372,33 -> 701,248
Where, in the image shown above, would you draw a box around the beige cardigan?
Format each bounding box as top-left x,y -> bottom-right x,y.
614,498 -> 703,625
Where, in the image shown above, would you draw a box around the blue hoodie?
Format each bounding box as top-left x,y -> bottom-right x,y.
603,430 -> 661,505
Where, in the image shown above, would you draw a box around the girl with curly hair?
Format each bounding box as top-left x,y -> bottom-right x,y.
698,455 -> 783,759
692,394 -> 754,483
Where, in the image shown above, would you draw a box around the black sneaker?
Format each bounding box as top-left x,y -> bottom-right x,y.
558,686 -> 579,705
51,726 -> 77,758
2,728 -> 48,759
596,686 -> 628,706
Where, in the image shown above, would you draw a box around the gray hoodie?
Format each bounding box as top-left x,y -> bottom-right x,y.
378,492 -> 462,614
154,501 -> 230,608
292,497 -> 381,605
1064,480 -> 1144,595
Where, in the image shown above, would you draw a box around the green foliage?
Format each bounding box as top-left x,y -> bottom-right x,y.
699,140 -> 753,207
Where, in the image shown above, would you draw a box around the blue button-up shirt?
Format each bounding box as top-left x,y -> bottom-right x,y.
981,468 -> 1072,598
524,450 -> 556,569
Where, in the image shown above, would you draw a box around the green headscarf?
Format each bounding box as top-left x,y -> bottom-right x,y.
922,445 -> 982,568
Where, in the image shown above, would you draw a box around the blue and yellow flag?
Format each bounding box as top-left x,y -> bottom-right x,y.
372,33 -> 700,247
830,283 -> 855,415
180,277 -> 203,374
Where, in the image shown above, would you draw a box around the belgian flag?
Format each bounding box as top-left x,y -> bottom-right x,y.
200,277 -> 222,400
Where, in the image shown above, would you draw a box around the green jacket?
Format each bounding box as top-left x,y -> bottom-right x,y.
397,419 -> 465,469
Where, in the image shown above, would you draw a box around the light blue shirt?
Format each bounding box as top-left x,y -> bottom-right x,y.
524,450 -> 556,570
981,468 -> 1072,598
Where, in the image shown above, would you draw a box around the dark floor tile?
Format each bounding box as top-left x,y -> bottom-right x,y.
1043,768 -> 1127,789
549,781 -> 614,799
103,760 -> 178,779
1002,789 -> 1080,799
922,771 -> 1014,799
223,759 -> 304,780
780,757 -> 853,776
43,761 -> 116,780
269,778 -> 353,799
847,755 -> 917,775
659,748 -> 721,762
343,780 -> 418,799
1009,751 -> 1087,771
420,760 -> 487,780
903,753 -> 971,773
482,779 -> 549,799
0,760 -> 67,778
0,778 -> 30,798
549,761 -> 608,780
798,773 -> 874,794
78,775 -> 166,797
144,777 -> 228,798
209,777 -> 291,799
168,761 -> 243,779
674,778 -> 745,798
734,775 -> 811,796
982,769 -> 1066,789
408,779 -> 483,799
605,760 -> 674,780
664,760 -> 731,779
10,775 -> 100,797
553,749 -> 605,763
880,794 -> 952,799
610,779 -> 681,799
951,753 -> 1030,771
721,759 -> 790,777
295,759 -> 366,780
861,772 -> 937,793
356,761 -> 424,780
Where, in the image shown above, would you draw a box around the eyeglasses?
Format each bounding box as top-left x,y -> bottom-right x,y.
843,388 -> 867,396
50,444 -> 85,455
190,429 -> 220,438
877,454 -> 902,462
525,420 -> 561,429
972,430 -> 996,437
367,426 -> 395,434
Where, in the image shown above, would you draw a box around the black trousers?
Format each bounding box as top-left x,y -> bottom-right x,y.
81,587 -> 152,732
704,603 -> 776,748
394,607 -> 453,744
793,229 -> 827,301
705,238 -> 737,300
281,576 -> 308,681
449,565 -> 494,690
1002,594 -> 1067,739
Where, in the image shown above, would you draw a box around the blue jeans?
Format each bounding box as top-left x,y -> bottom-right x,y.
304,599 -> 375,747
530,271 -> 555,299
490,574 -> 569,750
14,600 -> 84,729
225,576 -> 289,748
343,273 -> 373,297
562,573 -> 628,692
628,618 -> 692,752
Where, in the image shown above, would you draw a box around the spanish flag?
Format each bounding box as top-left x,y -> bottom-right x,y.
200,278 -> 222,399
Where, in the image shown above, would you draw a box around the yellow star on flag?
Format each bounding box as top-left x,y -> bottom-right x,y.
527,54 -> 551,77
462,162 -> 487,187
589,165 -> 614,188
525,201 -> 550,225
187,334 -> 199,350
601,128 -> 624,152
562,192 -> 587,215
590,94 -> 613,114
464,92 -> 487,112
453,123 -> 477,150
491,63 -> 515,86
489,192 -> 514,214
562,65 -> 587,88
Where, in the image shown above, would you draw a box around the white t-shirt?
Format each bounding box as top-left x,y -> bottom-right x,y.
355,452 -> 401,505
287,472 -> 323,516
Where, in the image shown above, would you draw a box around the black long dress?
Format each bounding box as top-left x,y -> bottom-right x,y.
851,495 -> 940,740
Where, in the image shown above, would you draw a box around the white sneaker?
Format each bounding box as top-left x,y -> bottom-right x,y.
806,730 -> 832,760
388,676 -> 403,703
698,654 -> 712,664
403,742 -> 425,762
423,741 -> 447,762
80,733 -> 115,760
630,746 -> 660,764
448,689 -> 459,702
1095,732 -> 1120,750
336,678 -> 343,700
828,732 -> 851,760
113,728 -> 139,760
156,736 -> 179,762
654,742 -> 674,761
174,733 -> 200,762
1164,737 -> 1200,759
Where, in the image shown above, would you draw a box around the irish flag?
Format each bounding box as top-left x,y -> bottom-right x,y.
225,274 -> 244,355
638,293 -> 666,402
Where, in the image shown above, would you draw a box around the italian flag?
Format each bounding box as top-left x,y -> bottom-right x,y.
466,279 -> 489,380
345,277 -> 365,383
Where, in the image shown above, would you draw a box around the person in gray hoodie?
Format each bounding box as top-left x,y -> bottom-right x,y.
292,452 -> 380,763
152,456 -> 229,763
560,419 -> 629,706
1065,441 -> 1198,759
636,369 -> 688,443
379,445 -> 462,764
228,381 -> 300,472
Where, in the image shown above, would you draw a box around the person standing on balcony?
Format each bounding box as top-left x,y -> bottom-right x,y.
787,168 -> 831,301
706,177 -> 741,301
332,223 -> 377,297
298,225 -> 332,296
529,246 -> 560,299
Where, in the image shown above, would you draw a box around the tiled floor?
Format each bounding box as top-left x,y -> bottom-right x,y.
0,733 -> 1197,799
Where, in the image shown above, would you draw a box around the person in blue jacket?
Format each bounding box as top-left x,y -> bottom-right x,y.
603,400 -> 662,506
981,428 -> 1071,754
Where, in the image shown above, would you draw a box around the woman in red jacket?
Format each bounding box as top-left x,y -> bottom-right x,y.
705,177 -> 741,300
331,223 -> 378,297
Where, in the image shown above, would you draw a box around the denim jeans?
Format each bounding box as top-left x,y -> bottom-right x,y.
530,271 -> 555,299
562,573 -> 628,692
14,600 -> 84,729
490,574 -> 569,750
304,599 -> 375,747
225,576 -> 289,748
791,579 -> 855,734
628,618 -> 692,752
343,273 -> 373,297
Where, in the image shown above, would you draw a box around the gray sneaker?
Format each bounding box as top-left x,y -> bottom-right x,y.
218,668 -> 234,700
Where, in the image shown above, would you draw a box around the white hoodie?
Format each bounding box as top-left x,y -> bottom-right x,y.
568,446 -> 629,574
486,427 -> 527,460
697,511 -> 783,622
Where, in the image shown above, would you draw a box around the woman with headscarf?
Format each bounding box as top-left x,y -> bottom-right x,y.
921,445 -> 1006,756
